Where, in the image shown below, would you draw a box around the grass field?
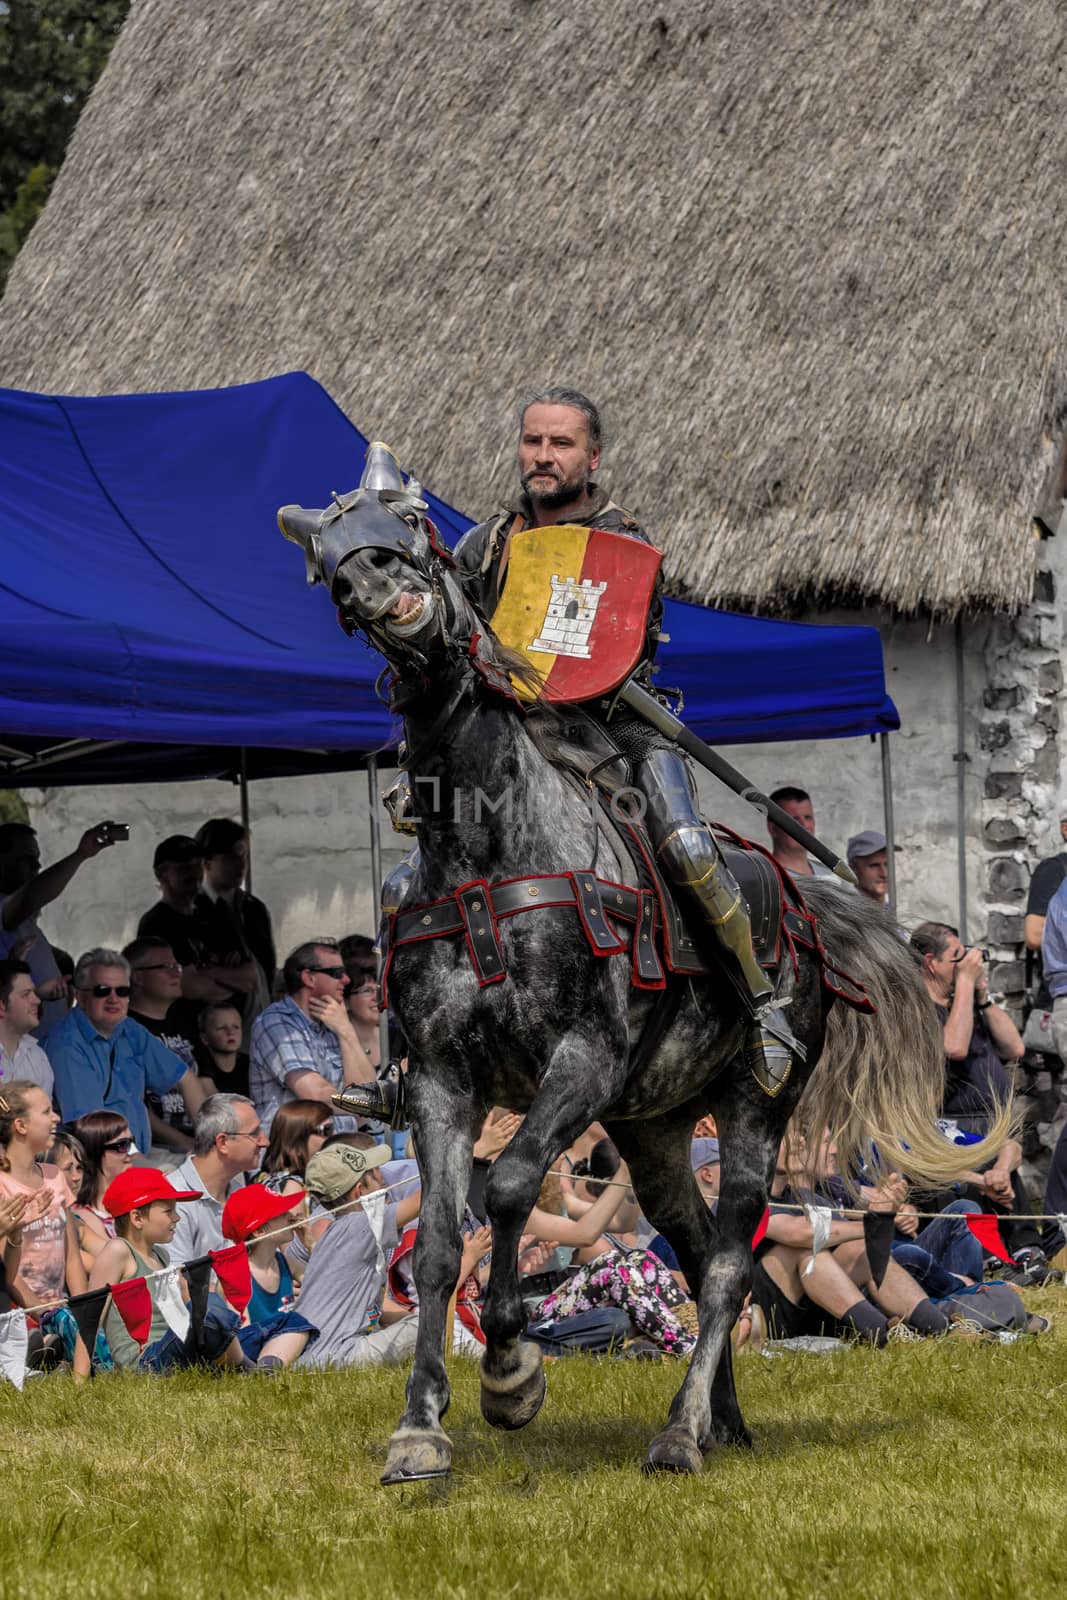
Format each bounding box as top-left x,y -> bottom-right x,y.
3,1294 -> 1066,1600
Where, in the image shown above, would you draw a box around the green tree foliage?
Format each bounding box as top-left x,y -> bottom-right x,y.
0,0 -> 130,291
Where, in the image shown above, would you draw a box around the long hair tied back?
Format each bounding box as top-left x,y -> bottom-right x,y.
0,1079 -> 41,1171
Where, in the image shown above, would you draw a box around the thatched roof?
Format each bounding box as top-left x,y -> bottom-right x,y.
0,0 -> 1062,617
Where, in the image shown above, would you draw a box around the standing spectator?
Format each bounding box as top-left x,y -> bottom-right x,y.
46,948 -> 205,1157
0,960 -> 54,1097
68,1110 -> 135,1267
766,787 -> 838,880
846,831 -> 890,906
0,1080 -> 86,1310
1036,858 -> 1067,1059
249,940 -> 378,1131
165,1093 -> 267,1266
0,820 -> 121,1034
195,819 -> 276,993
1024,813 -> 1067,1015
137,835 -> 261,1030
912,921 -> 1051,1282
195,1000 -> 251,1100
125,936 -> 200,1158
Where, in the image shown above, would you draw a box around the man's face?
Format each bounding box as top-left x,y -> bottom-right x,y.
157,857 -> 203,903
925,936 -> 966,995
0,973 -> 40,1036
302,945 -> 349,1003
77,965 -> 130,1036
768,796 -> 815,851
852,849 -> 889,903
205,839 -> 247,893
518,402 -> 600,509
217,1100 -> 267,1173
130,945 -> 182,1006
0,829 -> 40,892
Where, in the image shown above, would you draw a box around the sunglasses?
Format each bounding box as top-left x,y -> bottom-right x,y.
88,984 -> 131,998
312,1121 -> 335,1138
104,1136 -> 135,1153
134,962 -> 181,974
307,964 -> 347,980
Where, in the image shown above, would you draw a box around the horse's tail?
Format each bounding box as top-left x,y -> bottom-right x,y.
794,880 -> 1015,1187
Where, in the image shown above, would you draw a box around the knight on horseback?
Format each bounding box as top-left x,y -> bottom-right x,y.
449,386 -> 802,1099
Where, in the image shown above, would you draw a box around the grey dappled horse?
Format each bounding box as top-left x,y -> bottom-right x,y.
279,448 -> 999,1480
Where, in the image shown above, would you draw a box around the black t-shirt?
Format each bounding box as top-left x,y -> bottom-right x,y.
1025,854 -> 1067,1004
137,897 -> 256,1027
196,1048 -> 251,1102
934,1003 -> 1012,1135
130,1007 -> 197,1136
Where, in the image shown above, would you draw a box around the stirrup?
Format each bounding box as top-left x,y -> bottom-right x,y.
745,1005 -> 806,1099
332,1074 -> 404,1129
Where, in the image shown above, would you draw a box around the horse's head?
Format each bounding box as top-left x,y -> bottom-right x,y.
279,444 -> 530,708
278,442 -> 468,662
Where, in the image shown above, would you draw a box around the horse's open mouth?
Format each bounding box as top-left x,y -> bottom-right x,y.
386,590 -> 430,631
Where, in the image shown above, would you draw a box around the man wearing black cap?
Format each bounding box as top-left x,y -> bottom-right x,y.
137,836 -> 260,1023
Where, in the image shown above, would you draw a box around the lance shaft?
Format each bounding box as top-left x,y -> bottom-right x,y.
617,680 -> 858,887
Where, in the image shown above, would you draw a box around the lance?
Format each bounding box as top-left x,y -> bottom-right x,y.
617,679 -> 858,887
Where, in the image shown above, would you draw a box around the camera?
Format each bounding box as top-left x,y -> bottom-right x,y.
102,822 -> 130,842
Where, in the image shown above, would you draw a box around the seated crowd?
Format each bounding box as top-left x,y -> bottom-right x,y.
0,802 -> 1059,1381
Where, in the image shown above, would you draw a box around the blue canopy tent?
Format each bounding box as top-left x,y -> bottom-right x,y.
0,370 -> 897,790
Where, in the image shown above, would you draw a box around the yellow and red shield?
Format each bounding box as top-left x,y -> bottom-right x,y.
490,525 -> 662,703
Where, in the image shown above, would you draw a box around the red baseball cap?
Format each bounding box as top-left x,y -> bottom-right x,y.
103,1167 -> 202,1218
222,1183 -> 307,1243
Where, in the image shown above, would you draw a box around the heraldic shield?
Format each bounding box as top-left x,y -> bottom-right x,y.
490,525 -> 663,704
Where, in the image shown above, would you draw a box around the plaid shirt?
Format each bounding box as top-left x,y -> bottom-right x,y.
249,995 -> 342,1131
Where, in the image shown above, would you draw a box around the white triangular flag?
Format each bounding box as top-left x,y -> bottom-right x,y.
155,1268 -> 191,1341
361,1189 -> 389,1276
801,1204 -> 833,1278
0,1309 -> 29,1390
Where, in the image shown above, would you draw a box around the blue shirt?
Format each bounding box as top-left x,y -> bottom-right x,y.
1042,877 -> 1067,1000
46,1008 -> 187,1154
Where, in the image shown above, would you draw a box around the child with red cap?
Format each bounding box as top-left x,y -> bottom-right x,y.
89,1167 -> 252,1373
221,1185 -> 319,1370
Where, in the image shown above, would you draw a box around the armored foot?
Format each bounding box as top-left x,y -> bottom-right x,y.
380,1425 -> 453,1484
643,1423 -> 704,1475
479,1340 -> 547,1431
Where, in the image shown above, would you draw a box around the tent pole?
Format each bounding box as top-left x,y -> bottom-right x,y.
954,617 -> 968,939
239,748 -> 252,893
367,756 -> 392,1078
880,733 -> 897,919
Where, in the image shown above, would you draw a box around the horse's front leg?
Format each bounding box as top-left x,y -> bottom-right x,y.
380,1069 -> 481,1485
479,1033 -> 619,1431
647,1074 -> 795,1473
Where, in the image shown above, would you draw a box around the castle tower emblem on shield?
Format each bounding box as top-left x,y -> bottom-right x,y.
532,575 -> 608,658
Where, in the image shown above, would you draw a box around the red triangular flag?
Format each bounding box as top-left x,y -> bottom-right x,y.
211,1242 -> 252,1313
752,1208 -> 770,1248
110,1277 -> 153,1346
965,1213 -> 1014,1264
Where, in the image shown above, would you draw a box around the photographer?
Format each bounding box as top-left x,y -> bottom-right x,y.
911,921 -> 1052,1285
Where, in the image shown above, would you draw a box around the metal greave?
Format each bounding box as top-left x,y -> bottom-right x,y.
635,749 -> 774,1014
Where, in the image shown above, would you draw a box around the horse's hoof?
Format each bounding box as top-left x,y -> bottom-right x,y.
644,1425 -> 704,1475
380,1426 -> 453,1485
479,1341 -> 546,1431
706,1419 -> 754,1452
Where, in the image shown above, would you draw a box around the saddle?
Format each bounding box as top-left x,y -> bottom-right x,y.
382,709 -> 874,1016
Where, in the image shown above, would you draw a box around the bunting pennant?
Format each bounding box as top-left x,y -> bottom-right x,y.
183,1256 -> 213,1354
752,1208 -> 770,1248
965,1213 -> 1014,1264
154,1269 -> 191,1341
863,1212 -> 896,1288
801,1204 -> 833,1278
66,1287 -> 110,1373
210,1244 -> 252,1315
0,1309 -> 28,1390
110,1278 -> 153,1346
361,1190 -> 389,1276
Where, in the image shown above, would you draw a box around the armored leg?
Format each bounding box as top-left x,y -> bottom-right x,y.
635,749 -> 803,1097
